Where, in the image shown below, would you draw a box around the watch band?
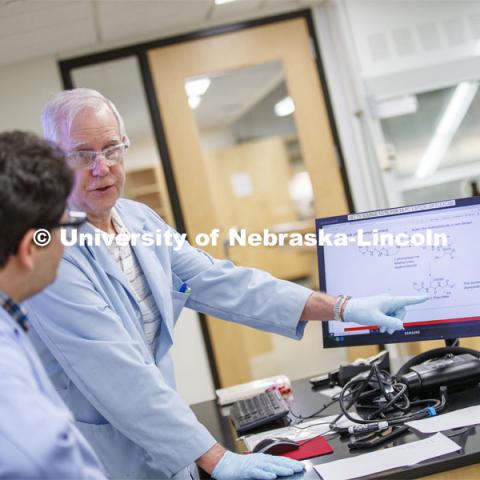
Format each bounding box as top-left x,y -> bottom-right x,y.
334,295 -> 351,322
340,296 -> 351,321
333,295 -> 346,322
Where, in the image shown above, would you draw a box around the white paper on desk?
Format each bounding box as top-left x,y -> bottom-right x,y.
406,405 -> 480,433
243,413 -> 361,451
313,433 -> 460,480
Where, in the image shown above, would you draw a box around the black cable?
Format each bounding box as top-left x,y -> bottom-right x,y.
290,393 -> 341,423
290,420 -> 332,430
331,362 -> 447,431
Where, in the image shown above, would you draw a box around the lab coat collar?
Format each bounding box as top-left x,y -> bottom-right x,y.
77,220 -> 138,309
76,200 -> 174,348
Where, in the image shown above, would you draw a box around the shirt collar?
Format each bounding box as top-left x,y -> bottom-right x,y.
111,208 -> 129,235
0,290 -> 29,332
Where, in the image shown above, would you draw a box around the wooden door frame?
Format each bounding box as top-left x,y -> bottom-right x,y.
59,8 -> 354,389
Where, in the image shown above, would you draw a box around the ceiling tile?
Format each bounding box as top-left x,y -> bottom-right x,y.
0,0 -> 75,18
97,0 -> 212,43
0,1 -> 91,38
0,0 -> 320,67
0,16 -> 96,67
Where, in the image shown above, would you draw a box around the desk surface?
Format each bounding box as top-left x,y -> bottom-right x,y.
191,378 -> 480,479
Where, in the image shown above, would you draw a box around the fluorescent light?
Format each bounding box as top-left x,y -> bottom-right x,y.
274,96 -> 295,117
215,0 -> 238,4
415,81 -> 478,179
188,96 -> 201,110
185,77 -> 211,97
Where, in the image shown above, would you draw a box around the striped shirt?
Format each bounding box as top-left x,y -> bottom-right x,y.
104,209 -> 161,352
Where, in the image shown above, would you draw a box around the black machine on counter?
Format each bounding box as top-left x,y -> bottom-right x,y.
397,344 -> 480,395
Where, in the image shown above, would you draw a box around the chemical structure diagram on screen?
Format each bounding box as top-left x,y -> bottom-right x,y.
357,232 -> 456,262
358,245 -> 400,257
413,271 -> 455,299
420,234 -> 455,260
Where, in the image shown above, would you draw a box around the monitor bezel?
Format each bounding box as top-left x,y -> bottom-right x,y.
318,197 -> 480,348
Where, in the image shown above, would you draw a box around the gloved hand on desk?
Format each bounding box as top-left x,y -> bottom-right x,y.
211,450 -> 304,480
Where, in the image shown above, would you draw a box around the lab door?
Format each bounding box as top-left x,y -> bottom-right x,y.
148,18 -> 351,387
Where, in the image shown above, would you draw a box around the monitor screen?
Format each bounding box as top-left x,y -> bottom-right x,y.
318,198 -> 480,348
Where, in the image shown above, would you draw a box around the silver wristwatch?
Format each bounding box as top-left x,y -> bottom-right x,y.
333,295 -> 351,322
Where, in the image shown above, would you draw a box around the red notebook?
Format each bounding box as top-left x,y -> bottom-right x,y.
280,435 -> 333,461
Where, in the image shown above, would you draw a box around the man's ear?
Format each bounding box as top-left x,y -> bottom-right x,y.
16,229 -> 36,271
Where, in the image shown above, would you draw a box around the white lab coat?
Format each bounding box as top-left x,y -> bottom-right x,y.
26,198 -> 312,479
0,307 -> 106,479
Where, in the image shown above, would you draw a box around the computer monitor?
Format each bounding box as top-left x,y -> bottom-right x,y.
318,198 -> 480,348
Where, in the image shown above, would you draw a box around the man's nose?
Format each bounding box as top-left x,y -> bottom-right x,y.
90,155 -> 110,176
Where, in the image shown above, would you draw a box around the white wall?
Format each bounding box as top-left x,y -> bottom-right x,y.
335,0 -> 480,208
344,0 -> 480,88
171,309 -> 215,403
312,4 -> 389,212
0,56 -> 61,134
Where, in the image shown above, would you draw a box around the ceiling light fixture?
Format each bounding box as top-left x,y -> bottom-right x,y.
214,0 -> 239,5
188,96 -> 201,110
274,96 -> 295,117
185,77 -> 211,97
415,81 -> 478,179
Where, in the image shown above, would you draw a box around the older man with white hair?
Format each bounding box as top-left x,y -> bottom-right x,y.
27,88 -> 426,480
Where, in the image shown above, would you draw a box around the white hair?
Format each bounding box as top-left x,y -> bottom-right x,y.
41,88 -> 127,144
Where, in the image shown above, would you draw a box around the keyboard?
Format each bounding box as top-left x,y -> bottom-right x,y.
229,390 -> 290,434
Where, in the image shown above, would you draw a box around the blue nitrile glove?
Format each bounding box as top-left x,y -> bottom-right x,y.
211,451 -> 304,480
343,294 -> 427,334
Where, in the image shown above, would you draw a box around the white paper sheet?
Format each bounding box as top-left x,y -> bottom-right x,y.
313,433 -> 460,480
243,413 -> 361,451
406,405 -> 480,433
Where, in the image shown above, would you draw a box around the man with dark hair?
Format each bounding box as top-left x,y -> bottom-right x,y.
0,130 -> 106,479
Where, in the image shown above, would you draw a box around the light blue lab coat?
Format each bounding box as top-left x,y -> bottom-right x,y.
0,307 -> 105,479
26,198 -> 312,479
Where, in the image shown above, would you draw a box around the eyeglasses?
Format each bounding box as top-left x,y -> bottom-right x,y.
46,211 -> 88,242
65,143 -> 128,170
48,210 -> 87,229
44,211 -> 87,231
57,211 -> 87,229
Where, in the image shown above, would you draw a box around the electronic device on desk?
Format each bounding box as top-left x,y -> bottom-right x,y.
252,437 -> 299,454
229,390 -> 290,435
317,197 -> 480,350
315,198 -> 480,433
347,425 -> 409,450
317,198 -> 480,374
397,345 -> 480,394
310,350 -> 390,388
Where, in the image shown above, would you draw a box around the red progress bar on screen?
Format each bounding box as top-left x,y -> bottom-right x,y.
343,316 -> 480,332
